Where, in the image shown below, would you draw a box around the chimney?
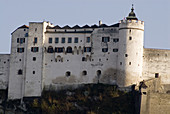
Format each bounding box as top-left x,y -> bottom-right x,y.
99,20 -> 102,26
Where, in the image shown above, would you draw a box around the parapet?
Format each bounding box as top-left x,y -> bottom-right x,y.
119,19 -> 144,30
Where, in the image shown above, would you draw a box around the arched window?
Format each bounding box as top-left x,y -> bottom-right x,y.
56,55 -> 62,62
47,46 -> 54,53
18,69 -> 23,75
66,71 -> 71,77
82,70 -> 87,76
66,47 -> 72,53
97,70 -> 101,76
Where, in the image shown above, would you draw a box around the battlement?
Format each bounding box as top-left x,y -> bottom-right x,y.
119,19 -> 144,30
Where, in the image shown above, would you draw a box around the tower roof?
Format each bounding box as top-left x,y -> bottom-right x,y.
126,4 -> 138,20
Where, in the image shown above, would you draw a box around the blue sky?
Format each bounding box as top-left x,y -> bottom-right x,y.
0,0 -> 170,53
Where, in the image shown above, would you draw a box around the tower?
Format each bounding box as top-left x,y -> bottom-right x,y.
117,5 -> 144,87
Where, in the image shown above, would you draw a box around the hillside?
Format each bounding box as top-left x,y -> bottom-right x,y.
0,84 -> 140,114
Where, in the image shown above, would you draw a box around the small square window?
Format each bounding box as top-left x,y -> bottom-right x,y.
102,37 -> 110,43
20,38 -> 25,44
33,71 -> 35,74
31,47 -> 39,52
113,49 -> 118,52
61,38 -> 65,43
68,37 -> 72,43
49,38 -> 52,43
66,71 -> 71,77
84,47 -> 91,52
102,48 -> 108,52
55,37 -> 59,43
33,57 -> 36,61
113,38 -> 119,42
129,37 -> 132,40
74,37 -> 78,43
155,73 -> 159,78
125,54 -> 128,57
17,48 -> 24,53
120,62 -> 122,65
18,69 -> 23,75
86,37 -> 90,43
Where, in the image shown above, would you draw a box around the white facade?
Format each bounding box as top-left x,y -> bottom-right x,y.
0,7 -> 170,99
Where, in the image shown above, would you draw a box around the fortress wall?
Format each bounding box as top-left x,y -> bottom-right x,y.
142,48 -> 170,84
0,54 -> 10,89
140,78 -> 170,114
43,27 -> 119,88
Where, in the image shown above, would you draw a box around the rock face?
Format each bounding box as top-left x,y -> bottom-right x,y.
0,84 -> 140,114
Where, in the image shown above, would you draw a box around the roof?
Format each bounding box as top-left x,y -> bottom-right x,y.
46,23 -> 119,29
11,25 -> 29,35
126,4 -> 138,20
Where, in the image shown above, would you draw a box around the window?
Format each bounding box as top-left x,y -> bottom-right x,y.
129,62 -> 131,65
55,47 -> 64,53
66,71 -> 71,77
33,57 -> 36,61
35,28 -> 37,31
113,49 -> 118,52
82,57 -> 86,61
17,38 -> 20,43
61,37 -> 65,43
25,33 -> 28,37
18,69 -> 23,75
55,37 -> 59,43
102,48 -> 108,52
129,37 -> 132,40
125,54 -> 128,57
20,38 -> 25,44
102,37 -> 110,43
97,70 -> 101,76
66,47 -> 72,53
34,37 -> 37,43
74,37 -> 78,43
17,48 -> 24,53
47,46 -> 54,53
155,73 -> 159,78
113,38 -> 119,42
120,62 -> 122,65
82,71 -> 87,76
84,47 -> 91,52
49,38 -> 52,43
86,37 -> 90,43
31,47 -> 39,52
17,38 -> 25,44
33,71 -> 35,74
68,37 -> 72,43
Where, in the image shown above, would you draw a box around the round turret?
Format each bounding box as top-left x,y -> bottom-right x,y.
117,5 -> 144,87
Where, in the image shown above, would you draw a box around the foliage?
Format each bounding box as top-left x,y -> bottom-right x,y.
29,84 -> 138,114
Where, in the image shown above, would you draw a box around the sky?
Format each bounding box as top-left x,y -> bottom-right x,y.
0,0 -> 170,53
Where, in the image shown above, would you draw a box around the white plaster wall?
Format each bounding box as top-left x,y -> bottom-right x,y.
0,54 -> 10,89
43,27 -> 119,89
117,20 -> 144,87
43,32 -> 94,88
91,28 -> 119,84
8,28 -> 28,99
24,22 -> 52,97
142,48 -> 170,84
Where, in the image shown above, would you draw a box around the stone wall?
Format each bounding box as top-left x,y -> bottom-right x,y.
142,48 -> 170,84
140,77 -> 170,114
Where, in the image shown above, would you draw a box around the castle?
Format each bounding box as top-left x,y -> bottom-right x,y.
0,6 -> 170,100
